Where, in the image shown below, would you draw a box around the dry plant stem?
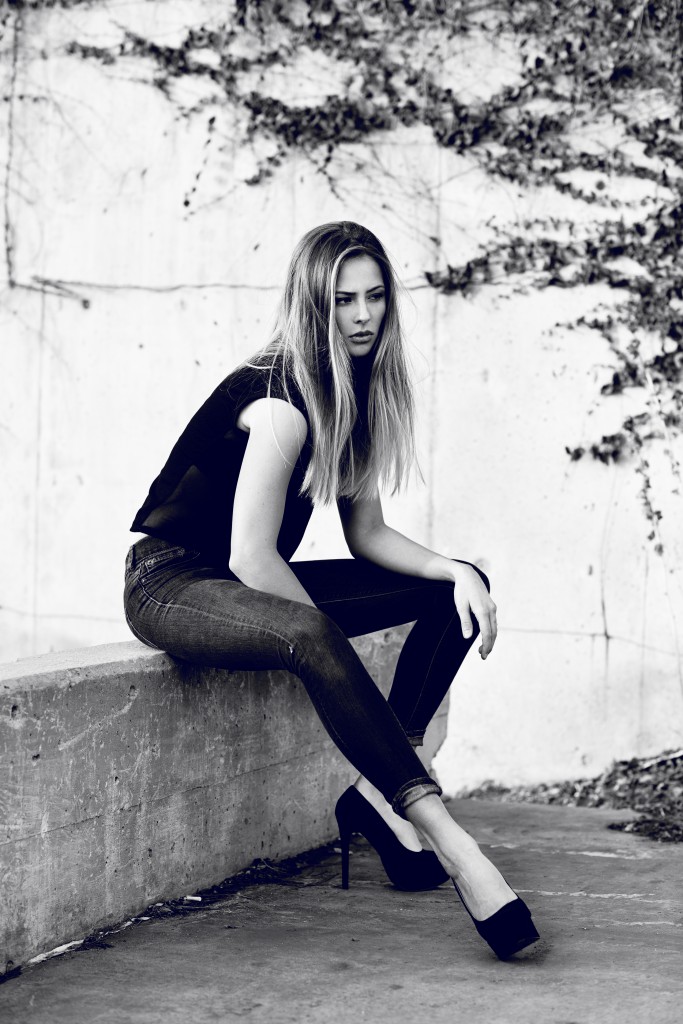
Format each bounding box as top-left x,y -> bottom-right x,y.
406,794 -> 517,921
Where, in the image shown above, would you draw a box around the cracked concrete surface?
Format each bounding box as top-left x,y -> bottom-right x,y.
3,799 -> 681,1024
3,635 -> 449,969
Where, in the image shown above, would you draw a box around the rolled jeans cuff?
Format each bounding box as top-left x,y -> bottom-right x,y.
391,778 -> 442,819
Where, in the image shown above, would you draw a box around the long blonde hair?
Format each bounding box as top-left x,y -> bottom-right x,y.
258,222 -> 417,505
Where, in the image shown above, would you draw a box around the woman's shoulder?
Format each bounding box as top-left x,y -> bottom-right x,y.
219,348 -> 308,420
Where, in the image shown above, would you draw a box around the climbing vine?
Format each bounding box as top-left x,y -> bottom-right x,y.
420,2 -> 683,548
6,0 -> 683,543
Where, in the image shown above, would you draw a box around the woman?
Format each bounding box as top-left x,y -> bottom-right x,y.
124,221 -> 539,960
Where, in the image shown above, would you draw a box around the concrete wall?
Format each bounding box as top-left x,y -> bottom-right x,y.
2,2 -> 682,793
0,628 -> 447,972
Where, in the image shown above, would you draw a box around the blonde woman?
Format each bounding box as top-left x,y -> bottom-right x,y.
124,222 -> 539,959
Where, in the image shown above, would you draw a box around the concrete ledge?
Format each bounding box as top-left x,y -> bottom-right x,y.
0,628 -> 447,972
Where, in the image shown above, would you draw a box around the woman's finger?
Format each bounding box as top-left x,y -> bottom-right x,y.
478,614 -> 494,658
454,592 -> 474,639
476,600 -> 497,658
490,604 -> 498,647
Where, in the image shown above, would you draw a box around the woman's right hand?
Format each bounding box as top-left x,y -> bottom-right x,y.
448,561 -> 497,660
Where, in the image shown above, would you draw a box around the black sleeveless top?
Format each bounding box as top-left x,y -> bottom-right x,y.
130,354 -> 314,568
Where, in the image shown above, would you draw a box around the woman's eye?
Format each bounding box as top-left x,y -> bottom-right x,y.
335,296 -> 351,305
369,292 -> 385,302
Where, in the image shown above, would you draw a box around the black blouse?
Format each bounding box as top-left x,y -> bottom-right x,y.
130,355 -> 314,568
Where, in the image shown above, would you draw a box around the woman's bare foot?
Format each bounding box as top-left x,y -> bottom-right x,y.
353,775 -> 424,852
406,795 -> 517,920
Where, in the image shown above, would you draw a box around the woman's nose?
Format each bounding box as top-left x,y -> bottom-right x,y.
355,301 -> 370,323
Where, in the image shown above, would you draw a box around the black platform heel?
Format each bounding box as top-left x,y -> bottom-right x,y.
453,881 -> 540,959
334,786 -> 449,891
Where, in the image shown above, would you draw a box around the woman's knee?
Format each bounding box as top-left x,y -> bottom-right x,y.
288,605 -> 346,662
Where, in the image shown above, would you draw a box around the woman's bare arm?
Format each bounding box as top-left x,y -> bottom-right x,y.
229,397 -> 316,607
338,486 -> 498,658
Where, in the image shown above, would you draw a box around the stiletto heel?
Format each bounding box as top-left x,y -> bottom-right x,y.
338,820 -> 351,890
453,881 -> 540,960
334,786 -> 449,891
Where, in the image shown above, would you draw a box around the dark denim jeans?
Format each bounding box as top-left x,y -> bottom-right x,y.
124,536 -> 489,817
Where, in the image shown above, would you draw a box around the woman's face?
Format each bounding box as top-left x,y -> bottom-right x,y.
334,255 -> 387,358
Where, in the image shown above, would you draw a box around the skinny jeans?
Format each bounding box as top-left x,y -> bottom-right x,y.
124,536 -> 490,818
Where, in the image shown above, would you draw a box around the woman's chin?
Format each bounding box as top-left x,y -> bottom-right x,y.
346,339 -> 375,357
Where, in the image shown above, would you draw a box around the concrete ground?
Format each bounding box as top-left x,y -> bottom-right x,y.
3,799 -> 682,1024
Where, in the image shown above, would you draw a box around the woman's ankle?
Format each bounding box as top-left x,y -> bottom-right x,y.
406,796 -> 484,870
405,796 -> 517,916
352,776 -> 424,852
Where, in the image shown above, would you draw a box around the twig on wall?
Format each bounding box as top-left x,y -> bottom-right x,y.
3,8 -> 21,289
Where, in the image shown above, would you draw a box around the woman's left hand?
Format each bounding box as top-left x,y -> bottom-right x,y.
450,563 -> 497,660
